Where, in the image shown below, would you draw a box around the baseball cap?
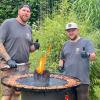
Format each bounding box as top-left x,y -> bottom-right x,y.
65,22 -> 78,30
18,4 -> 31,11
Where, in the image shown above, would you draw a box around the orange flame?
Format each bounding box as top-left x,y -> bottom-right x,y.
36,45 -> 51,74
36,54 -> 46,74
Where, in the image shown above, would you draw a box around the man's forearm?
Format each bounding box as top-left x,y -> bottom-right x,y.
59,59 -> 64,66
0,42 -> 11,61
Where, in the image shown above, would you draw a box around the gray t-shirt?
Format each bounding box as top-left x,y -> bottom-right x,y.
0,18 -> 33,63
60,38 -> 95,84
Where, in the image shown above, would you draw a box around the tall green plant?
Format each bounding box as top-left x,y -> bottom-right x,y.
72,0 -> 100,29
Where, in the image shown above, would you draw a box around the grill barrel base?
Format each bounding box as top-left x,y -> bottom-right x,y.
1,73 -> 80,100
21,91 -> 65,100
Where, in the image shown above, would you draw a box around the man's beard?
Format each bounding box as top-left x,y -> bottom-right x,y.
70,35 -> 78,41
20,15 -> 29,23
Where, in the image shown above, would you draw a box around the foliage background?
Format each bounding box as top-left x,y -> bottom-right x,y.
0,0 -> 100,100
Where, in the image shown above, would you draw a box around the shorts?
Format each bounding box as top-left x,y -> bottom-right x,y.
0,63 -> 29,96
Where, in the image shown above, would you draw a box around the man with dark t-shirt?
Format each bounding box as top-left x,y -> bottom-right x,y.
0,4 -> 40,100
59,22 -> 96,100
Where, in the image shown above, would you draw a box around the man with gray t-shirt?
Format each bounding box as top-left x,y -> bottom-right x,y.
59,22 -> 96,100
0,4 -> 40,100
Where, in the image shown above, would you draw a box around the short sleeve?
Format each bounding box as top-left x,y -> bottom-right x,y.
27,24 -> 33,45
86,40 -> 95,53
60,44 -> 65,60
60,50 -> 65,59
0,20 -> 9,43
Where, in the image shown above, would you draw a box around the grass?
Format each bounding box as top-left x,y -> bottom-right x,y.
95,86 -> 100,99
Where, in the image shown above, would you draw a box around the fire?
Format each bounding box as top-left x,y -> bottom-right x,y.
36,54 -> 46,74
36,45 -> 51,74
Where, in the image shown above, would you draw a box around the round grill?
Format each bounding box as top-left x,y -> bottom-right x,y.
1,73 -> 80,91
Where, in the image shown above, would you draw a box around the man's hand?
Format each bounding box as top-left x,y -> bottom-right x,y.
30,39 -> 40,52
58,66 -> 64,73
7,59 -> 17,68
33,40 -> 40,50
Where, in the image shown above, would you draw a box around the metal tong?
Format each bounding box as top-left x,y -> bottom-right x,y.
0,63 -> 30,71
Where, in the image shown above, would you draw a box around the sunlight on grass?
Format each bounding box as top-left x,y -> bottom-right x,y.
95,86 -> 100,99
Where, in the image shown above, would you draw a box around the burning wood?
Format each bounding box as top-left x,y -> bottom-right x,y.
33,45 -> 51,85
34,70 -> 50,86
36,54 -> 46,74
35,45 -> 51,74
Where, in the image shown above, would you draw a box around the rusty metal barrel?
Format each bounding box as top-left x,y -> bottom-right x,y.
1,73 -> 80,100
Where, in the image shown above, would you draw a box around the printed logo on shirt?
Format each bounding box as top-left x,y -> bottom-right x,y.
26,33 -> 31,40
76,48 -> 80,54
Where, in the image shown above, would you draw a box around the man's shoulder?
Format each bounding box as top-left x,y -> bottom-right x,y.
80,37 -> 92,43
79,37 -> 94,47
64,40 -> 71,44
5,18 -> 15,22
26,23 -> 31,28
63,41 -> 69,47
2,18 -> 16,25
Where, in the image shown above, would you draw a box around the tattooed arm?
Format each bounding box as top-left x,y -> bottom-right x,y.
0,42 -> 11,61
